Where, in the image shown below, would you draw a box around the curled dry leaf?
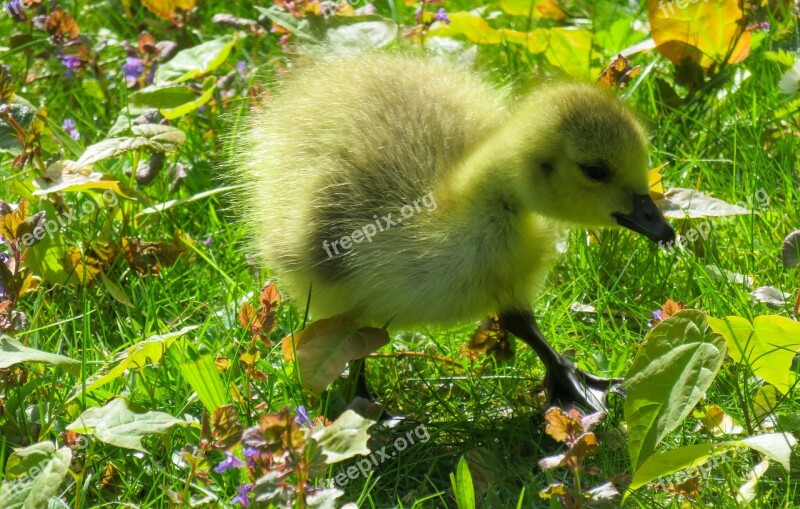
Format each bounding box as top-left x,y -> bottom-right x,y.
597,54 -> 641,89
45,8 -> 80,42
702,405 -> 744,437
544,407 -> 584,444
122,232 -> 189,276
209,404 -> 243,450
141,0 -> 196,22
238,282 -> 281,345
464,314 -> 514,361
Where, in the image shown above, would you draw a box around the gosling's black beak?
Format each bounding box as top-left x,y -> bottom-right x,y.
613,194 -> 675,244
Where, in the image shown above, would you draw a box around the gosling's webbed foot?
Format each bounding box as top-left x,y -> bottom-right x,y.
545,355 -> 625,413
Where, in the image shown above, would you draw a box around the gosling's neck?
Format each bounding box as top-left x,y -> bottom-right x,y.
442,120 -> 553,224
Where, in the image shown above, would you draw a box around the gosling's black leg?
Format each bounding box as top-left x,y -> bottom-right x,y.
347,358 -> 393,421
498,308 -> 624,413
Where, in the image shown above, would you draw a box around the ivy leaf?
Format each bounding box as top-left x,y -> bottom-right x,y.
154,37 -> 235,84
623,310 -> 726,470
707,315 -> 800,393
312,409 -> 373,463
282,317 -> 389,394
73,124 -> 185,170
0,441 -> 72,509
0,335 -> 80,375
67,398 -> 186,452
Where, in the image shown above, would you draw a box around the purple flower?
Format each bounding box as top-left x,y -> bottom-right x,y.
652,310 -> 663,321
232,483 -> 253,506
434,7 -> 450,24
62,119 -> 80,141
243,446 -> 259,467
4,0 -> 26,22
60,54 -> 81,79
294,406 -> 311,427
202,235 -> 213,246
236,60 -> 248,76
123,56 -> 144,87
213,451 -> 245,473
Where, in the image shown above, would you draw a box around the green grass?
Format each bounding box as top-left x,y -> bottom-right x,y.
1,0 -> 799,507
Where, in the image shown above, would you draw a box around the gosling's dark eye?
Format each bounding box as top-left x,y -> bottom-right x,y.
580,164 -> 611,182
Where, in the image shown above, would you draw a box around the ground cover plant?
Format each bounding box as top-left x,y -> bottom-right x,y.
1,0 -> 799,507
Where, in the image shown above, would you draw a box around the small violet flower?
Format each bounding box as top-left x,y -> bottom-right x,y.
213,451 -> 245,473
123,56 -> 144,87
232,483 -> 254,506
434,7 -> 450,24
4,0 -> 26,22
62,118 -> 80,141
60,54 -> 81,79
242,446 -> 259,467
236,60 -> 248,76
294,405 -> 312,427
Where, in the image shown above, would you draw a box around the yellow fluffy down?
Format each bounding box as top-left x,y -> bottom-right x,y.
233,53 -> 649,327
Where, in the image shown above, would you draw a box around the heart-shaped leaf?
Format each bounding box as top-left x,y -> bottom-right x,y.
623,310 -> 726,470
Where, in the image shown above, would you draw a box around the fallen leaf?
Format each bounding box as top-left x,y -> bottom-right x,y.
122,232 -> 190,276
656,188 -> 750,219
703,405 -> 744,437
647,0 -> 750,70
281,317 -> 389,393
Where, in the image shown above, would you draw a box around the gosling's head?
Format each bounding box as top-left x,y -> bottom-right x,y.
519,83 -> 675,244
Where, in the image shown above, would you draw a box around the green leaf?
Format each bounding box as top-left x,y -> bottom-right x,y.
254,6 -> 317,42
33,162 -> 141,200
623,310 -> 726,470
128,79 -> 217,120
136,185 -> 242,217
67,398 -> 186,452
708,315 -> 800,393
0,335 -> 80,375
0,95 -> 35,156
171,343 -> 230,412
73,124 -> 186,170
0,441 -> 72,509
312,410 -> 374,463
160,77 -> 216,119
628,432 -> 796,493
69,325 -> 197,399
129,84 -> 198,110
542,28 -> 595,78
99,271 -> 134,308
450,456 -> 476,509
154,36 -> 235,84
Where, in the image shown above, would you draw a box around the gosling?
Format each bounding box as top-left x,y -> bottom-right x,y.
235,54 -> 675,411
